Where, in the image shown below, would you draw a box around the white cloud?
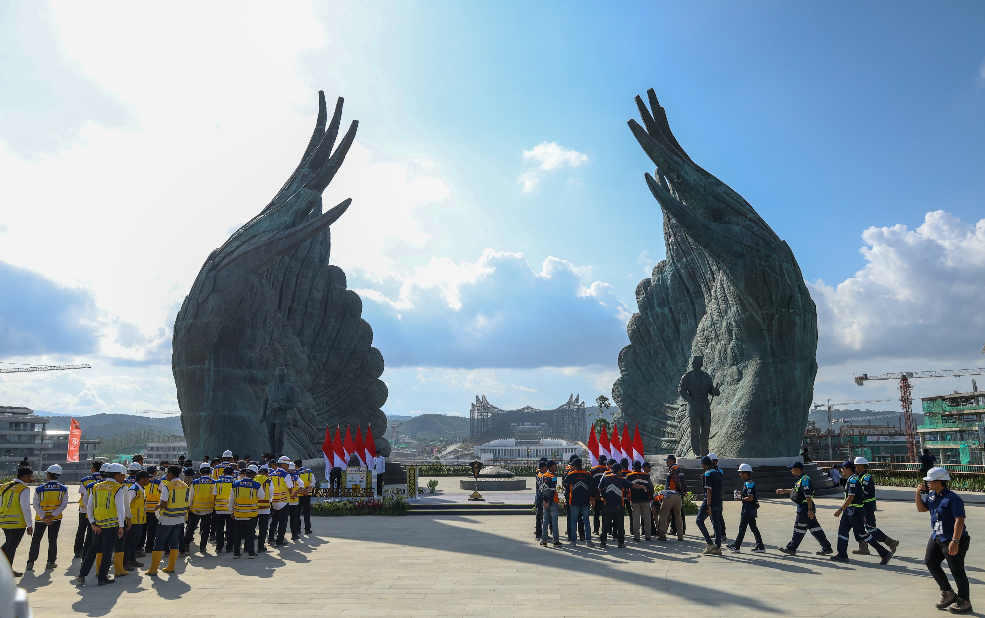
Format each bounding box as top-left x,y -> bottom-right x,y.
977,57 -> 985,88
517,141 -> 588,193
812,211 -> 985,365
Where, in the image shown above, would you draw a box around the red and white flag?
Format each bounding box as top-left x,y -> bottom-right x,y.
598,425 -> 611,462
364,425 -> 377,465
621,424 -> 633,464
353,425 -> 366,466
321,425 -> 334,473
333,426 -> 346,469
609,426 -> 622,464
587,425 -> 600,467
342,425 -> 355,468
632,423 -> 645,465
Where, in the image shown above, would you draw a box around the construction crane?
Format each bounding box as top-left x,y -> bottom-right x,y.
811,399 -> 893,460
0,363 -> 92,374
855,367 -> 985,462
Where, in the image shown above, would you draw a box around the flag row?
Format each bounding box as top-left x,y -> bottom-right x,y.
321,424 -> 377,471
586,423 -> 645,468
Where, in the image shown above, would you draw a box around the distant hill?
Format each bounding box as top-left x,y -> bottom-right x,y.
397,414 -> 469,440
385,414 -> 413,422
45,414 -> 184,440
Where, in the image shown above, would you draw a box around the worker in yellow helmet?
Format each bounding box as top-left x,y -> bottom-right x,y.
185,464 -> 215,554
0,465 -> 35,577
75,463 -> 128,586
123,471 -> 150,571
146,465 -> 190,576
230,465 -> 264,558
26,465 -> 69,572
212,465 -> 236,553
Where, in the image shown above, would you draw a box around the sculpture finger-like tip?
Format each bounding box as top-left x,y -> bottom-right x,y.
317,92 -> 327,128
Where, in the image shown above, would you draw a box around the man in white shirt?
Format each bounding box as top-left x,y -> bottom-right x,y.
26,464 -> 69,571
268,456 -> 295,546
373,451 -> 386,496
76,463 -> 129,586
0,465 -> 35,577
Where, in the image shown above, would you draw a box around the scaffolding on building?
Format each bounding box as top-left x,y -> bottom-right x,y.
469,394 -> 587,443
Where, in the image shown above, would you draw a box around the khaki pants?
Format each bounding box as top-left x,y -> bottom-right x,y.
630,502 -> 652,540
657,493 -> 684,540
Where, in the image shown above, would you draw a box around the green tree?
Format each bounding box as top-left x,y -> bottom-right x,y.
592,395 -> 612,433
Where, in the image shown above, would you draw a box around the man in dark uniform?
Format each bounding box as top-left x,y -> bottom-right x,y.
696,456 -> 724,555
777,461 -> 833,556
563,458 -> 596,547
853,457 -> 899,556
598,463 -> 631,548
534,459 -> 547,539
627,461 -> 654,542
590,456 -> 608,535
829,460 -> 892,564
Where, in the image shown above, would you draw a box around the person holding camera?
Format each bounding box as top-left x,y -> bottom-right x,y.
916,467 -> 971,614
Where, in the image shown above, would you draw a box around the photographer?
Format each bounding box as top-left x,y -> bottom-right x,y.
916,467 -> 971,614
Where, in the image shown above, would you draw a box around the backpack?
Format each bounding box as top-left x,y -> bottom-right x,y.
670,465 -> 688,496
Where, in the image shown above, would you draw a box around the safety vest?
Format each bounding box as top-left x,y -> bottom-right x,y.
92,480 -> 124,528
190,477 -> 216,514
255,474 -> 271,510
213,463 -> 231,480
160,479 -> 191,518
78,473 -> 100,509
214,476 -> 234,511
231,480 -> 261,520
288,473 -> 300,505
144,479 -> 162,513
270,471 -> 289,503
129,483 -> 147,525
299,469 -> 315,494
35,481 -> 68,521
0,481 -> 28,529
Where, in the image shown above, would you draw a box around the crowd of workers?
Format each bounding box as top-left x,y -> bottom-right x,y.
0,449 -> 317,587
535,453 -> 973,614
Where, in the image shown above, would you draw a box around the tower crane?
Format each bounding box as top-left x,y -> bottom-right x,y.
0,363 -> 92,374
855,367 -> 985,462
811,399 -> 894,461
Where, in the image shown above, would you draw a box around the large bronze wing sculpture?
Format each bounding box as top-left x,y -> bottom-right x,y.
173,92 -> 388,459
612,89 -> 817,458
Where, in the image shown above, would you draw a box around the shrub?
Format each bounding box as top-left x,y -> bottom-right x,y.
426,479 -> 439,493
310,495 -> 409,517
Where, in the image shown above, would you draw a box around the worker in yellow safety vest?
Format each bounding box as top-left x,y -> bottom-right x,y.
255,466 -> 272,553
267,456 -> 293,546
75,463 -> 129,586
123,471 -> 150,571
212,465 -> 236,553
0,464 -> 36,577
185,464 -> 215,554
230,466 -> 265,558
74,460 -> 102,559
141,465 -> 161,557
296,459 -> 315,535
26,464 -> 69,572
146,465 -> 190,576
287,462 -> 304,541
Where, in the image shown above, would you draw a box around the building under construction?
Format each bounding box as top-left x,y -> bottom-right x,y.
469,395 -> 587,443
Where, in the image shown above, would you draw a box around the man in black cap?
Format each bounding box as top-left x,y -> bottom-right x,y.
696,456 -> 724,555
563,458 -> 596,547
534,459 -> 548,540
590,455 -> 608,536
777,461 -> 833,556
598,462 -> 632,548
564,454 -> 578,542
627,461 -> 654,542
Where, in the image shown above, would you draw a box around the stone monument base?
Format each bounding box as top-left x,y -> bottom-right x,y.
459,479 -> 527,491
646,456 -> 840,497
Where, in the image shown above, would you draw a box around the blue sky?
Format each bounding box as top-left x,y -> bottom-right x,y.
1,2 -> 984,419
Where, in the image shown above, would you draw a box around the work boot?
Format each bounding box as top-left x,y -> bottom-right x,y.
725,544 -> 740,552
702,543 -> 716,555
936,591 -> 958,610
587,540 -> 595,548
161,549 -> 178,573
779,546 -> 796,556
886,538 -> 900,556
816,547 -> 833,556
879,553 -> 892,565
113,552 -> 128,576
706,546 -> 722,556
97,578 -> 114,586
136,550 -> 146,558
948,598 -> 973,614
45,562 -> 56,570
852,541 -> 870,555
24,561 -> 34,571
656,534 -> 667,541
147,551 -> 163,576
539,540 -> 548,547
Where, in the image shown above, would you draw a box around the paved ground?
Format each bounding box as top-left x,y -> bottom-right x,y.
10,485 -> 985,617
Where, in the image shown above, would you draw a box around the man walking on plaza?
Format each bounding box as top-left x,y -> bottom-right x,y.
146,465 -> 190,577
657,455 -> 685,541
563,458 -> 596,547
916,467 -> 972,613
627,461 -> 654,542
854,457 -> 899,556
534,458 -> 547,540
777,461 -> 832,556
696,456 -> 724,555
75,463 -> 128,586
829,461 -> 892,565
540,460 -> 561,547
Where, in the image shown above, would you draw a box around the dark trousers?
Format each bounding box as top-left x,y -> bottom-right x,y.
926,536 -> 971,601
153,523 -> 181,552
143,512 -> 159,552
79,525 -> 118,581
601,508 -> 625,544
535,501 -> 544,538
231,517 -> 257,556
270,506 -> 288,543
2,527 -> 27,565
184,512 -> 213,550
27,520 -> 61,565
696,505 -> 724,546
124,523 -> 143,564
257,513 -> 269,550
329,468 -> 342,492
593,500 -> 604,534
376,473 -> 384,496
299,496 -> 312,533
863,503 -> 890,542
787,505 -> 832,551
75,512 -> 93,558
837,507 -> 887,557
289,503 -> 302,538
733,512 -> 763,547
565,501 -> 572,540
213,513 -> 233,551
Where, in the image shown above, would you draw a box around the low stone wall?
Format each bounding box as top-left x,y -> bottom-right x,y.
459,479 -> 527,491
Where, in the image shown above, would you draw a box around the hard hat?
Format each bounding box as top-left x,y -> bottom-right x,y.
46,464 -> 63,475
708,452 -> 718,460
853,456 -> 869,466
222,450 -> 233,458
199,462 -> 210,469
247,465 -> 259,473
288,463 -> 296,470
109,463 -> 127,474
128,462 -> 143,472
924,467 -> 951,482
738,463 -> 752,472
278,456 -> 292,463
100,463 -> 112,472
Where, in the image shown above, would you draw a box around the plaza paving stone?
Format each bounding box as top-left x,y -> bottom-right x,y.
10,484 -> 985,617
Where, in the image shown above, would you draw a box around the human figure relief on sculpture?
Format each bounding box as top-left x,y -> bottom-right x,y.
172,92 -> 389,461
612,89 -> 818,458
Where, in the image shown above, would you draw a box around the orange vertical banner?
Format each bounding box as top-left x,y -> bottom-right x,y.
67,418 -> 82,463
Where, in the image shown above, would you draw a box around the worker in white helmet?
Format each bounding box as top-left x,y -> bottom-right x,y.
726,464 -> 764,553
25,465 -> 68,572
852,457 -> 899,557
917,467 -> 972,613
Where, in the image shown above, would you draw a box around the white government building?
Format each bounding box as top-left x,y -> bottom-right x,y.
474,438 -> 582,462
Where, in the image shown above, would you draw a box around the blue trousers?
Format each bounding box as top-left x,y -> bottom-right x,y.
154,523 -> 182,552
696,504 -> 724,546
863,502 -> 890,542
542,502 -> 559,543
569,505 -> 591,542
786,505 -> 832,551
837,507 -> 888,558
